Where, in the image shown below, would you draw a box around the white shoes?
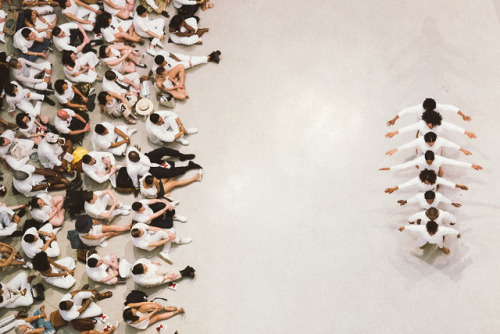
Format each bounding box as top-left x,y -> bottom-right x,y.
186,128 -> 198,135
174,237 -> 192,245
121,204 -> 132,211
174,215 -> 187,223
119,209 -> 130,216
159,252 -> 173,264
176,137 -> 189,146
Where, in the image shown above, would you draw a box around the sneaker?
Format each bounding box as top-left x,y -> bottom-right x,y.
174,237 -> 192,245
161,10 -> 169,18
176,137 -> 189,146
174,215 -> 187,223
121,204 -> 132,211
23,261 -> 33,269
186,128 -> 198,135
208,51 -> 220,64
137,63 -> 147,68
159,252 -> 173,264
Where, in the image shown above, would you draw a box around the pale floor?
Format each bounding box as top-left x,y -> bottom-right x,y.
1,0 -> 500,333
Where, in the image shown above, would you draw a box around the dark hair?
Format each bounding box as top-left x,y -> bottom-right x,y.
29,197 -> 41,209
0,52 -> 6,63
5,83 -> 16,97
87,257 -> 98,268
32,251 -> 50,272
123,308 -> 139,322
59,301 -> 70,310
21,28 -> 31,39
104,70 -> 116,81
81,154 -> 92,164
8,58 -> 18,68
52,26 -> 61,36
419,169 -> 437,185
131,228 -> 141,238
56,0 -> 67,9
169,15 -> 184,29
424,191 -> 435,200
94,12 -> 111,33
149,113 -> 160,124
24,9 -> 35,25
426,220 -> 438,234
98,91 -> 108,106
23,234 -> 36,243
95,124 -> 106,135
132,264 -> 144,275
0,138 -> 7,146
424,150 -> 435,161
131,202 -> 143,212
144,175 -> 154,185
154,55 -> 165,65
156,67 -> 166,75
128,150 -> 140,162
15,113 -> 29,129
422,110 -> 442,127
99,45 -> 108,59
426,207 -> 439,220
82,190 -> 94,203
422,98 -> 436,112
54,79 -> 66,95
62,51 -> 75,68
423,132 -> 437,143
136,5 -> 147,15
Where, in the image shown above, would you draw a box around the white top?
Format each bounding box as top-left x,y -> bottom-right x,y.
146,110 -> 179,145
13,165 -> 47,197
404,224 -> 459,245
13,28 -> 40,53
397,103 -> 460,119
133,14 -> 151,37
0,206 -> 15,237
397,136 -> 461,155
62,0 -> 81,17
82,151 -> 115,183
124,306 -> 149,329
398,176 -> 456,192
54,108 -> 76,134
60,291 -> 93,321
54,80 -> 75,104
132,258 -> 164,287
389,155 -> 472,173
102,70 -> 127,94
405,192 -> 453,210
173,0 -> 198,8
6,82 -> 34,114
91,122 -> 118,151
21,227 -> 45,259
38,138 -> 64,169
139,174 -> 158,198
131,223 -> 156,251
86,253 -> 109,282
12,58 -> 48,86
133,201 -> 154,224
126,147 -> 160,188
30,193 -> 54,222
18,115 -> 39,139
408,209 -> 457,225
103,47 -> 122,72
0,130 -> 32,170
53,22 -> 79,52
79,224 -> 104,246
84,191 -> 109,218
398,120 -> 465,137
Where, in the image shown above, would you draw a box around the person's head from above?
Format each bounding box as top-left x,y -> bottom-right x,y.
24,9 -> 35,24
132,263 -> 147,275
149,113 -> 163,125
419,169 -> 437,185
87,256 -> 100,268
95,12 -> 111,30
82,190 -> 96,203
131,202 -> 144,213
95,123 -> 108,135
97,91 -> 110,106
128,150 -> 140,162
15,323 -> 31,334
54,79 -> 68,95
32,251 -> 50,272
98,45 -> 109,59
136,5 -> 147,17
422,98 -> 436,112
21,28 -> 35,40
8,58 -> 20,69
156,66 -> 166,78
422,110 -> 442,129
131,228 -> 144,238
5,83 -> 18,97
123,307 -> 139,322
75,215 -> 93,233
425,207 -> 439,220
81,154 -> 95,165
0,137 -> 9,147
23,233 -> 37,244
424,150 -> 435,165
29,196 -> 46,209
144,175 -> 154,186
154,55 -> 166,66
59,300 -> 74,311
15,112 -> 30,130
104,70 -> 117,81
13,171 -> 30,181
426,220 -> 439,236
423,132 -> 437,146
57,109 -> 70,120
424,190 -> 436,204
169,15 -> 184,29
62,50 -> 76,66
56,0 -> 71,9
52,26 -> 63,38
44,133 -> 62,145
0,52 -> 6,63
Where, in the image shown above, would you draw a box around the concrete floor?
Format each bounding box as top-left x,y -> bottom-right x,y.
2,0 -> 500,333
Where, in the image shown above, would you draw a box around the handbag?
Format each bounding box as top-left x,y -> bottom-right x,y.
71,318 -> 96,331
49,310 -> 68,329
3,9 -> 18,36
158,92 -> 176,108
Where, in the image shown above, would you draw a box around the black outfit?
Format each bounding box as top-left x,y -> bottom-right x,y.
69,29 -> 98,53
148,202 -> 174,229
146,147 -> 197,179
177,4 -> 201,17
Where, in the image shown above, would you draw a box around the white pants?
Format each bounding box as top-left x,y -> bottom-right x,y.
74,4 -> 99,31
69,53 -> 100,83
3,272 -> 34,308
0,212 -> 16,238
106,125 -> 134,156
21,61 -> 51,91
40,223 -> 60,258
15,92 -> 44,117
98,194 -> 126,217
170,17 -> 201,45
79,302 -> 102,319
137,18 -> 164,46
42,257 -> 76,289
146,228 -> 178,253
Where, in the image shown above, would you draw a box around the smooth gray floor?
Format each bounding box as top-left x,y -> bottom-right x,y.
1,0 -> 500,333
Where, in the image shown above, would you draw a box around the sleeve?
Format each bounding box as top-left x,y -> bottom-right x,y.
436,177 -> 456,189
397,177 -> 419,190
128,166 -> 139,188
441,121 -> 466,134
174,0 -> 198,5
397,121 -> 423,135
437,156 -> 472,169
438,137 -> 460,150
0,223 -> 17,237
144,0 -> 159,10
435,103 -> 460,115
406,193 -> 420,205
390,157 -> 422,172
404,225 -> 424,233
397,105 -> 422,118
408,212 -> 425,223
152,126 -> 175,143
45,146 -> 63,167
84,166 -> 109,183
55,37 -> 78,53
6,156 -> 30,170
441,211 -> 457,224
73,291 -> 93,305
439,226 -> 459,237
436,193 -> 452,205
114,71 -> 124,81
397,138 -> 420,152
55,92 -> 69,105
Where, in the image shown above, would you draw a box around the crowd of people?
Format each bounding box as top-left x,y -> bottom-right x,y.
382,98 -> 481,254
0,0 -> 219,332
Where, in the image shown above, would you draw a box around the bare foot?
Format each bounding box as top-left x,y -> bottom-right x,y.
441,247 -> 450,254
177,307 -> 185,314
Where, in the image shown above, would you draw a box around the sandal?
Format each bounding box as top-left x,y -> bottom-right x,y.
126,117 -> 136,124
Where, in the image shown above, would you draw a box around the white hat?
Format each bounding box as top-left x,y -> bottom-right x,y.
135,98 -> 154,115
44,133 -> 60,144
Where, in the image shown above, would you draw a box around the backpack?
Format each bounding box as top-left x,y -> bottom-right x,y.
124,290 -> 148,305
64,189 -> 85,219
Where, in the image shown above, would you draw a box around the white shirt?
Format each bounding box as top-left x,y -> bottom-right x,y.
404,224 -> 459,246
54,80 -> 75,104
397,136 -> 461,155
91,122 -> 118,151
133,201 -> 154,224
21,227 -> 45,259
60,291 -> 93,321
398,120 -> 465,137
0,130 -> 32,170
30,193 -> 54,222
398,176 -> 456,192
173,0 -> 198,8
102,70 -> 127,94
18,115 -> 40,139
84,191 -> 109,218
82,151 -> 115,183
13,28 -> 40,53
146,110 -> 179,145
86,253 -> 109,282
126,147 -> 160,188
13,165 -> 47,197
0,206 -> 15,237
389,155 -> 472,173
53,22 -> 79,52
6,81 -> 32,113
397,103 -> 460,120
408,209 -> 457,225
405,192 -> 453,210
132,258 -> 165,287
133,14 -> 151,37
12,58 -> 48,86
54,109 -> 76,134
131,223 -> 156,251
139,174 -> 158,198
38,139 -> 64,169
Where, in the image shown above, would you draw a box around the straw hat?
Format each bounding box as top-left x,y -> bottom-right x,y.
135,98 -> 154,115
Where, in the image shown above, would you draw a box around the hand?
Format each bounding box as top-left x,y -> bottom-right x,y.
379,167 -> 390,171
159,35 -> 164,40
399,226 -> 405,232
40,53 -> 48,59
49,233 -> 56,239
82,96 -> 88,103
385,148 -> 398,156
397,200 -> 407,206
386,118 -> 396,126
81,104 -> 88,111
166,273 -> 178,280
457,233 -> 461,238
460,148 -> 472,156
83,36 -> 91,44
26,92 -> 31,98
472,164 -> 482,170
385,131 -> 397,138
84,123 -> 91,131
462,115 -> 471,122
452,202 -> 462,208
456,184 -> 468,190
465,131 -> 476,139
385,187 -> 397,194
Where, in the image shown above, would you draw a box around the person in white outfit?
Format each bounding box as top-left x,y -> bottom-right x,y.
9,57 -> 52,91
58,289 -> 103,321
132,258 -> 194,288
22,224 -> 60,258
386,98 -> 471,126
99,44 -> 143,74
23,8 -> 58,39
399,220 -> 460,254
172,0 -> 214,15
75,214 -> 131,247
123,303 -> 184,330
91,122 -> 136,156
146,110 -> 198,146
58,0 -> 100,31
33,251 -> 76,289
13,165 -> 69,197
385,131 -> 473,157
397,190 -> 461,210
62,50 -> 100,83
52,22 -> 98,54
102,70 -> 140,106
131,222 -> 191,264
54,109 -> 91,144
0,273 -> 35,309
13,27 -> 51,61
4,81 -> 54,117
133,5 -> 165,55
408,207 -> 457,227
94,12 -> 145,45
81,151 -> 116,184
83,189 -> 131,219
0,130 -> 36,170
29,193 -> 66,226
86,253 -> 129,285
152,50 -> 221,74
16,112 -> 50,146
97,91 -> 137,124
386,110 -> 476,140
168,14 -> 208,46
385,169 -> 468,194
103,0 -> 134,19
0,203 -> 26,238
38,133 -> 75,174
